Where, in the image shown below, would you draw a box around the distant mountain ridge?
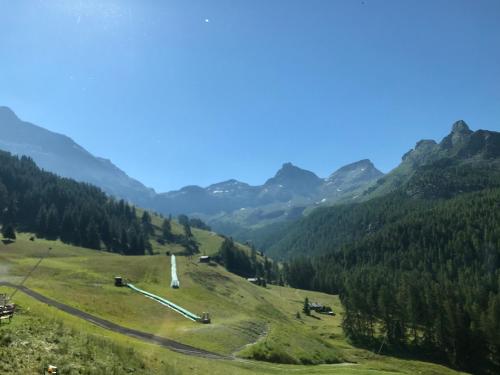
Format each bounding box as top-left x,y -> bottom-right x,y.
153,160 -> 383,232
0,106 -> 384,237
0,106 -> 156,206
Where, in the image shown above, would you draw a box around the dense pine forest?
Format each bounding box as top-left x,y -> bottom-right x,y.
215,237 -> 281,283
283,159 -> 500,374
271,159 -> 500,259
0,151 -> 151,254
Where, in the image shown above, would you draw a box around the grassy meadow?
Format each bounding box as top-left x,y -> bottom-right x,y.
0,232 -> 468,375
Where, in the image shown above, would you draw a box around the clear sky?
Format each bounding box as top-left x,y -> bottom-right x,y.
1,1 -> 499,192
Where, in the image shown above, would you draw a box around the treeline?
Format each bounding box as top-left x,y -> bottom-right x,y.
284,188 -> 500,374
145,212 -> 199,255
0,151 -> 150,254
215,237 -> 282,284
178,214 -> 211,231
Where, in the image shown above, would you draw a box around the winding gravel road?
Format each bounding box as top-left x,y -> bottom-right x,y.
0,281 -> 230,360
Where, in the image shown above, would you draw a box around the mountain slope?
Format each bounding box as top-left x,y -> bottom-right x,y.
284,187 -> 500,374
269,121 -> 500,259
363,120 -> 500,199
0,106 -> 155,206
0,149 -> 152,254
271,121 -> 500,374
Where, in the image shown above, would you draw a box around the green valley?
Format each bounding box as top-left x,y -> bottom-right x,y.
0,233 -> 467,375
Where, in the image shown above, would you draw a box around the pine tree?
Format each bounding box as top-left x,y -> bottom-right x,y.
1,223 -> 16,240
178,214 -> 189,226
84,220 -> 101,250
183,222 -> 192,238
303,297 -> 310,316
60,209 -> 75,243
35,205 -> 48,236
161,218 -> 172,241
141,211 -> 153,235
119,228 -> 128,254
45,204 -> 60,239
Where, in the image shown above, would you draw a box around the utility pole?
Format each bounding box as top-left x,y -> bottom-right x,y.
10,247 -> 52,299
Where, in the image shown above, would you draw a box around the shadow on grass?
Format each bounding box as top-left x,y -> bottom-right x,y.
348,335 -> 499,375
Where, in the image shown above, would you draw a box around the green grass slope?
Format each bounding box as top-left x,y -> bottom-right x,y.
0,234 -> 467,375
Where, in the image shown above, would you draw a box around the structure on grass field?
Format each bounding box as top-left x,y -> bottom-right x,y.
127,283 -> 209,323
247,277 -> 266,287
0,293 -> 15,323
114,276 -> 124,287
199,255 -> 211,263
309,302 -> 335,316
199,312 -> 211,324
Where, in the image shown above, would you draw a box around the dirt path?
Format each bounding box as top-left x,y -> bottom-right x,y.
0,281 -> 230,360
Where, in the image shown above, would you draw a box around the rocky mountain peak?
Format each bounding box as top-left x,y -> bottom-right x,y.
451,120 -> 472,135
441,120 -> 473,150
268,163 -> 321,184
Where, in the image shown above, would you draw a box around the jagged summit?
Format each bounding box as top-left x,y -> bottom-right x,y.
265,162 -> 322,188
451,120 -> 472,134
273,162 -> 309,176
441,120 -> 474,150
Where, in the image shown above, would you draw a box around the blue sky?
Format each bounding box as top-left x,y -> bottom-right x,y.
1,0 -> 499,192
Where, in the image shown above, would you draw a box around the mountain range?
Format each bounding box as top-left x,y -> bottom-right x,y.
5,106 -> 497,251
265,119 -> 500,259
0,106 -> 384,235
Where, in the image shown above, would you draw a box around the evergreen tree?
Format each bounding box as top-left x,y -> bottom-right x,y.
141,211 -> 153,235
60,209 -> 75,243
217,237 -> 255,278
84,220 -> 101,250
183,222 -> 192,238
35,205 -> 48,236
178,214 -> 189,226
161,218 -> 172,241
1,223 -> 16,240
303,297 -> 310,316
45,204 -> 60,239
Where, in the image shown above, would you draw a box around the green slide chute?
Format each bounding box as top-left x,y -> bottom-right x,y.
127,283 -> 200,322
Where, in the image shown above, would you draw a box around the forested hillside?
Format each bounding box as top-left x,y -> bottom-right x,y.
0,150 -> 280,285
285,187 -> 500,373
282,158 -> 500,374
0,150 -> 150,254
270,158 -> 500,259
